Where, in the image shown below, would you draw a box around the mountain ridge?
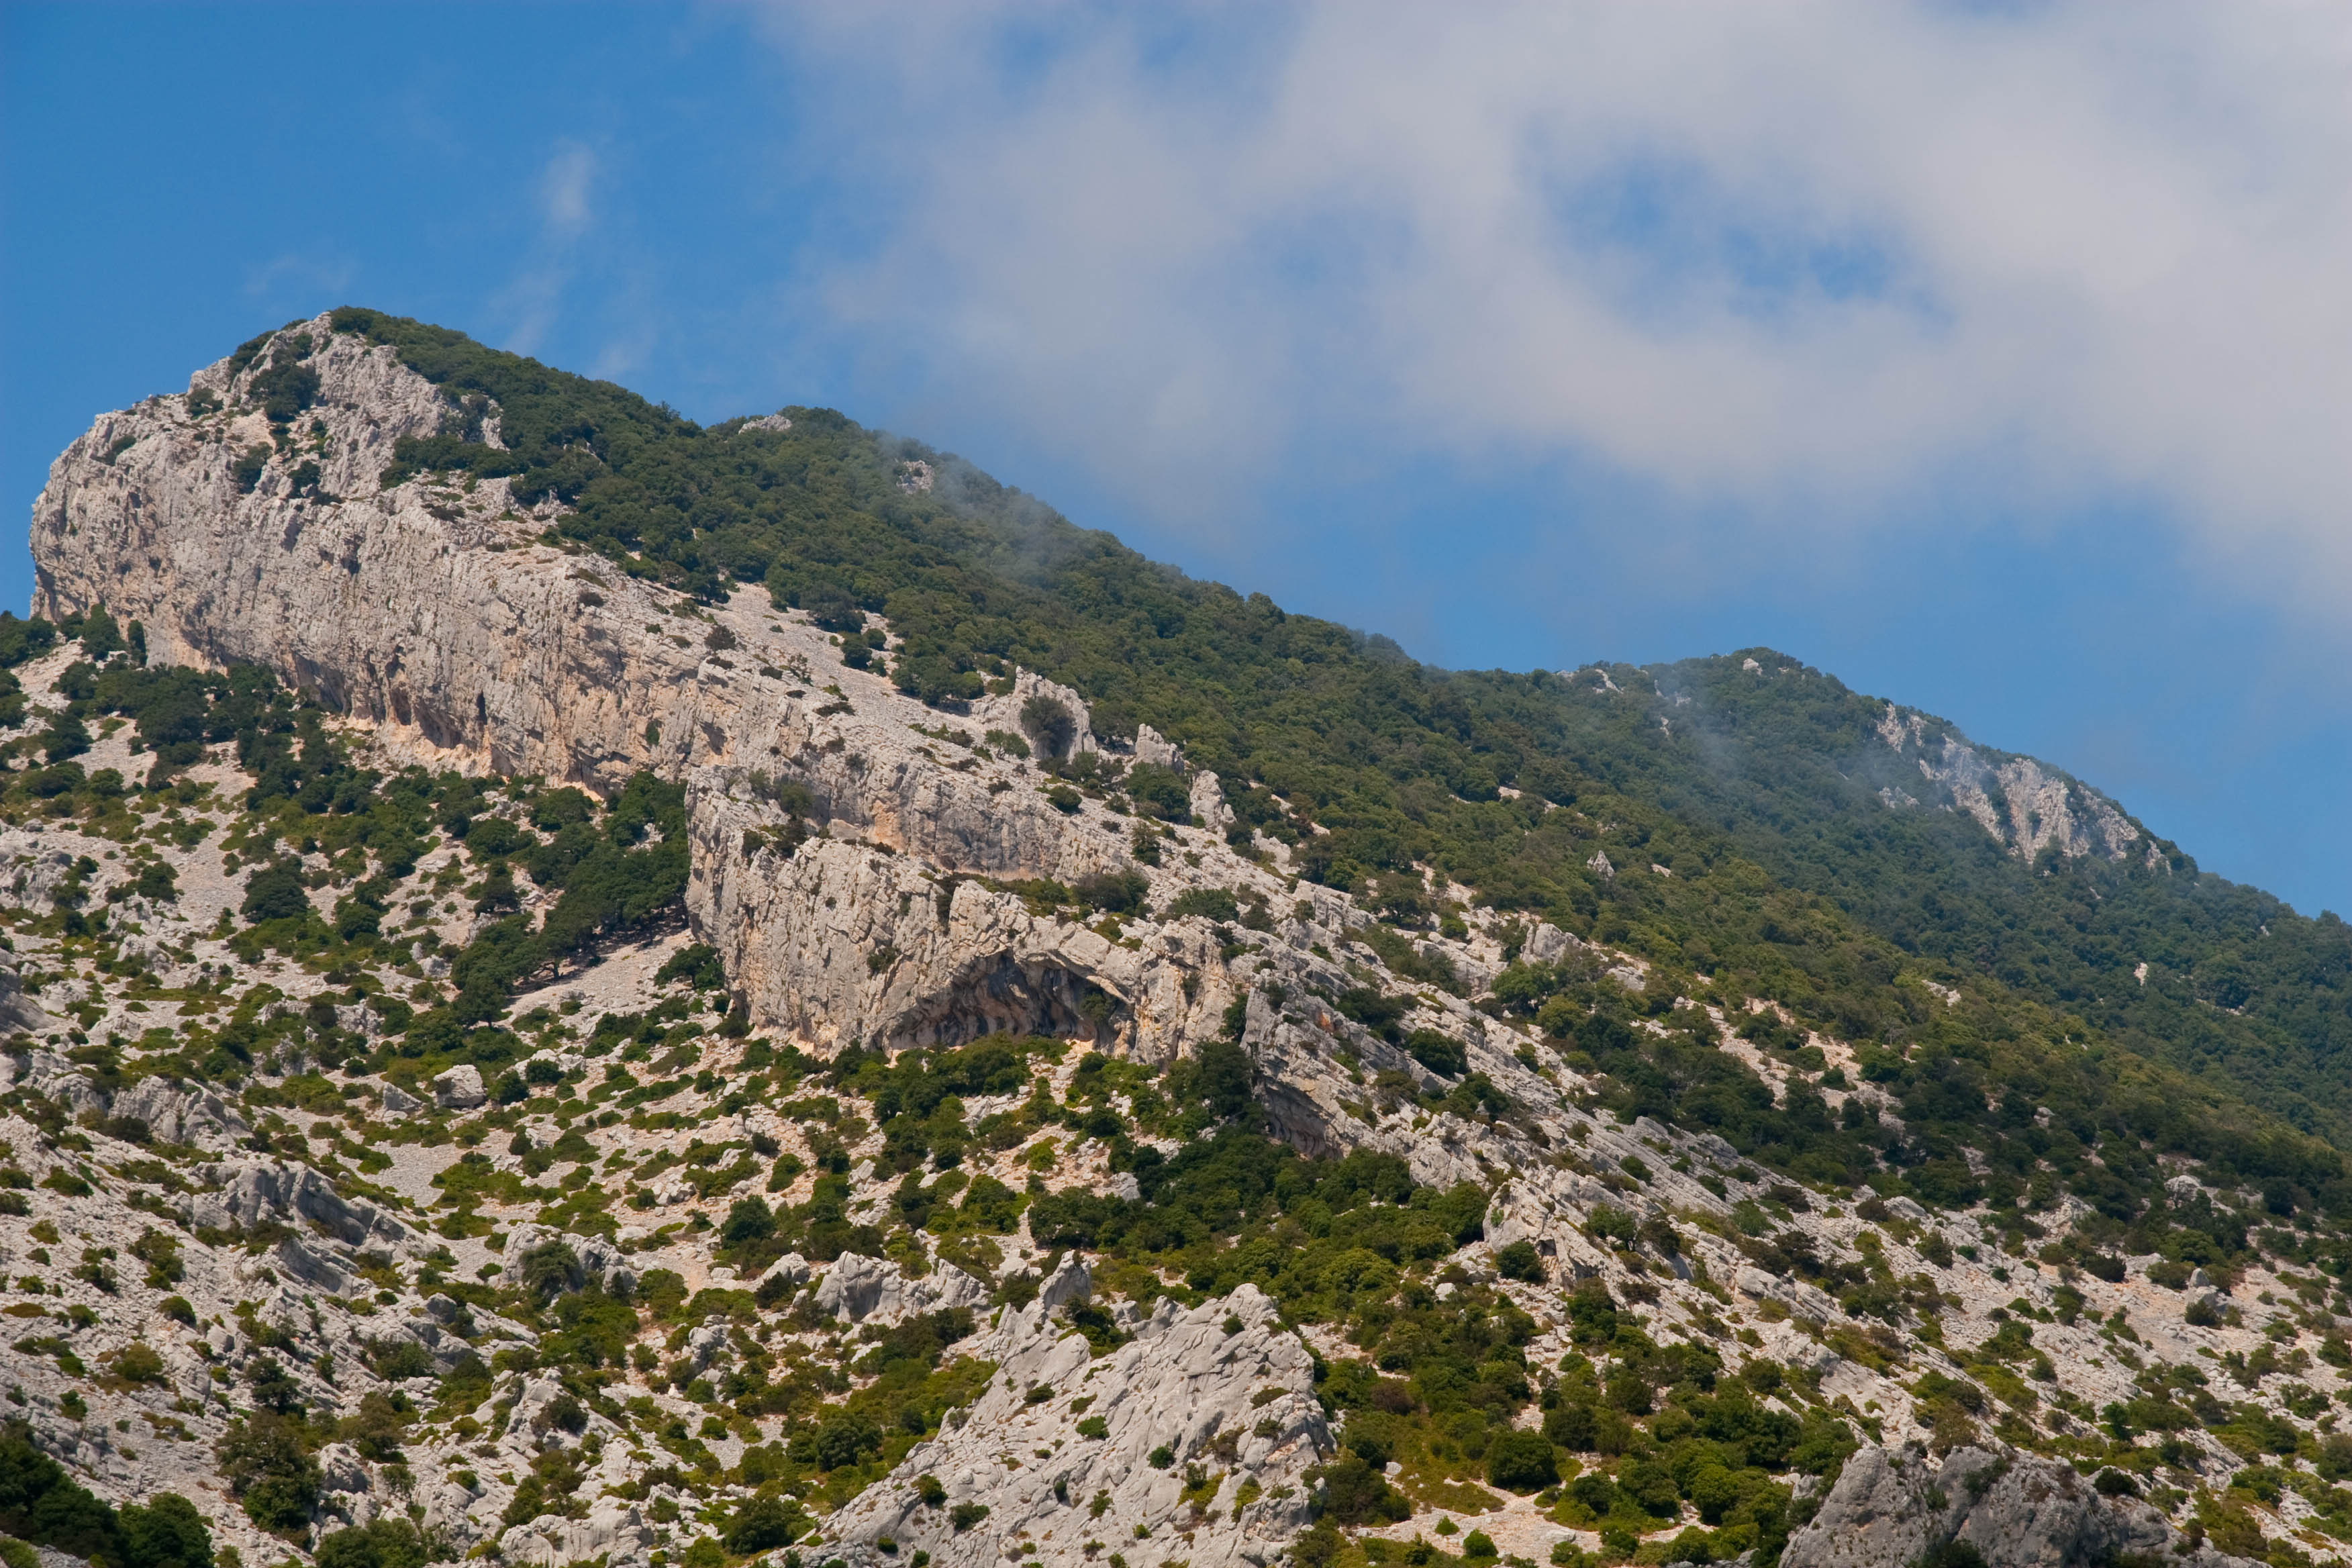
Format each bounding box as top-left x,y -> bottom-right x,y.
6,307 -> 2352,1568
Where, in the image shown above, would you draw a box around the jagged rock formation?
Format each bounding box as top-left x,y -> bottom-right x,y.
1781,1443 -> 2259,1568
826,1262 -> 1326,1567
1873,702 -> 2162,867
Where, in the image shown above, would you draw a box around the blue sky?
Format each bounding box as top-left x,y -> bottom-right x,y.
8,3 -> 2352,916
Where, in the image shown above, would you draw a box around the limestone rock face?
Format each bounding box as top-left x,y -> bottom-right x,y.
1873,703 -> 2161,867
1779,1445 -> 2261,1568
0,948 -> 49,1034
183,1157 -> 411,1251
499,1502 -> 651,1568
26,313 -> 1512,1091
824,1279 -> 1326,1567
103,1074 -> 247,1146
808,1251 -> 991,1326
685,810 -> 1242,1061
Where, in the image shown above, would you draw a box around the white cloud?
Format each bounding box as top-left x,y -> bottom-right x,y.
241,251 -> 356,303
763,1 -> 2352,603
501,141 -> 603,357
540,140 -> 596,236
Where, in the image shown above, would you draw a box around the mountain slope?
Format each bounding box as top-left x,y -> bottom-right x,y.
183,307 -> 2352,1153
7,309 -> 2352,1568
1545,654 -> 2352,1146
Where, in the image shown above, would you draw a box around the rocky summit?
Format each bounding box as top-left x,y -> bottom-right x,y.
5,311 -> 2352,1568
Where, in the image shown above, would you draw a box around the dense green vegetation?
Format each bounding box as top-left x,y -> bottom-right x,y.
0,1425 -> 213,1568
1536,653 -> 2352,1148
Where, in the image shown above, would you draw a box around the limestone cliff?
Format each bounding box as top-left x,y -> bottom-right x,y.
1873,701 -> 2163,867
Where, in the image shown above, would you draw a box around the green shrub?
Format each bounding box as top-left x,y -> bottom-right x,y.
1126,764 -> 1191,822
1404,1028 -> 1467,1078
721,1197 -> 776,1246
231,444 -> 272,493
239,860 -> 310,923
367,1338 -> 436,1381
812,1413 -> 881,1470
1485,1430 -> 1559,1492
1165,887 -> 1240,924
215,1412 -> 321,1530
313,1518 -> 428,1568
1020,696 -> 1075,758
105,1342 -> 168,1385
1542,1402 -> 1598,1451
1494,1240 -> 1546,1283
722,1494 -> 800,1553
1076,869 -> 1148,914
1316,1455 -> 1408,1526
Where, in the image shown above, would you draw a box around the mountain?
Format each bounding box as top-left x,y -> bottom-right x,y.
1,309 -> 2344,1567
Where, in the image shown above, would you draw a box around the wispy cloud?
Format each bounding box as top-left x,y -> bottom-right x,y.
757,1 -> 2352,610
242,251 -> 356,305
501,140 -> 602,358
540,140 -> 595,236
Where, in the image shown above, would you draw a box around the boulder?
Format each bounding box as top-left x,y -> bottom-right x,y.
1189,769 -> 1234,832
434,1064 -> 486,1110
757,1251 -> 811,1294
317,1442 -> 372,1495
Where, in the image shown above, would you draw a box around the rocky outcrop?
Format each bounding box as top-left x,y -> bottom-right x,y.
433,1063 -> 487,1109
685,813 -> 1243,1060
1873,703 -> 2162,867
822,1271 -> 1326,1567
498,1501 -> 652,1568
810,1251 -> 991,1326
32,317 -> 1123,823
107,1075 -> 248,1146
185,1157 -> 411,1250
1780,1444 -> 2259,1568
501,1222 -> 638,1296
0,950 -> 48,1035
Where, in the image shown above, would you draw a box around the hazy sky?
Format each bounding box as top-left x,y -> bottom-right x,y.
7,3 -> 2352,914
